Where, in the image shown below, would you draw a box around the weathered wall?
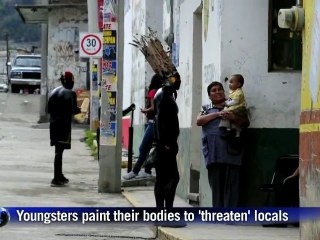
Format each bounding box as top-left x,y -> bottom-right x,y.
175,0 -> 301,206
300,0 -> 320,239
131,0 -> 163,153
216,0 -> 301,207
221,0 -> 301,129
129,0 -> 301,207
172,0 -> 209,204
198,0 -> 223,206
123,0 -> 133,110
47,7 -> 88,91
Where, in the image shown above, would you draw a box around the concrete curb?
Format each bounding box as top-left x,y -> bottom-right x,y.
157,228 -> 186,240
121,186 -> 190,240
121,191 -> 141,208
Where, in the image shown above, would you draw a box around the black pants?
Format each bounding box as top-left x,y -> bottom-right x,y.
54,145 -> 65,180
207,163 -> 240,208
154,144 -> 179,208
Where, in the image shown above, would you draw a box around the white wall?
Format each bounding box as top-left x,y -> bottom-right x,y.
132,0 -> 147,125
174,0 -> 202,128
176,0 -> 301,129
220,0 -> 301,128
47,8 -> 88,91
168,0 -> 301,206
131,0 -> 163,126
170,0 -> 301,129
202,0 -> 223,102
124,0 -> 133,109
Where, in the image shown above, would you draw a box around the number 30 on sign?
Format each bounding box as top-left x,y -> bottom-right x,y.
79,33 -> 103,58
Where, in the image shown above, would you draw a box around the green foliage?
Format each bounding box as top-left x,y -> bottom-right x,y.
85,130 -> 98,159
0,0 -> 40,43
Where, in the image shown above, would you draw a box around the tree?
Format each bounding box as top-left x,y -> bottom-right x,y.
0,0 -> 40,43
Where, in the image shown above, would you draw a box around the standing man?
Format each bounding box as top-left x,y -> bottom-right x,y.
48,71 -> 80,187
153,72 -> 181,208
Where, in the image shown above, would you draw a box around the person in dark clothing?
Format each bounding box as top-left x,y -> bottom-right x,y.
153,72 -> 181,208
48,71 -> 80,187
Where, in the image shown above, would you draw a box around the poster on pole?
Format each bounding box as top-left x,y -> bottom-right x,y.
101,91 -> 117,145
100,0 -> 118,147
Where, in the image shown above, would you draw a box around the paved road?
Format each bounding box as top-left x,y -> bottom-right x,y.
0,92 -> 156,240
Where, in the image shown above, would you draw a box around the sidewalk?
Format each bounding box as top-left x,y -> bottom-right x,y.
0,117 -> 299,240
122,185 -> 299,240
0,121 -> 154,240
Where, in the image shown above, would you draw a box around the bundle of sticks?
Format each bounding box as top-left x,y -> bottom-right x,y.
130,27 -> 176,77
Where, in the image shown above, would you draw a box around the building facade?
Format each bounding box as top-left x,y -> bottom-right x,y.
125,0 -> 164,150
300,0 -> 320,238
127,0 -> 301,207
46,2 -> 88,91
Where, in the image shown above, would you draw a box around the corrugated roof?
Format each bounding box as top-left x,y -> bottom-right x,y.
15,3 -> 87,24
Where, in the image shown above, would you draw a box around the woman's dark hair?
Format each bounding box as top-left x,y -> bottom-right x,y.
207,81 -> 224,95
149,74 -> 163,90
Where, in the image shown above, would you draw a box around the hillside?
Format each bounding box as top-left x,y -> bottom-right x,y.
0,0 -> 41,43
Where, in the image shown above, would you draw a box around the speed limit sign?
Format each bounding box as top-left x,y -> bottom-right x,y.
79,32 -> 103,58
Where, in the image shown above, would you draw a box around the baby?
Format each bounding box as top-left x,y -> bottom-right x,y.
219,74 -> 246,137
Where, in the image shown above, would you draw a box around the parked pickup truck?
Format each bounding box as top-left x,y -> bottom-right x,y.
9,55 -> 41,93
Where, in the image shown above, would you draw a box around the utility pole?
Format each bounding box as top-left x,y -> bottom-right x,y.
98,0 -> 124,193
87,0 -> 100,131
38,0 -> 49,123
5,33 -> 10,79
38,23 -> 48,123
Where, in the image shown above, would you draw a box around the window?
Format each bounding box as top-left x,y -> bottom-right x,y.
14,56 -> 41,68
269,0 -> 302,71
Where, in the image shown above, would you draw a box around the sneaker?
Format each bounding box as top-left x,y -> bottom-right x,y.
50,179 -> 65,187
135,171 -> 152,179
123,171 -> 137,180
60,175 -> 69,184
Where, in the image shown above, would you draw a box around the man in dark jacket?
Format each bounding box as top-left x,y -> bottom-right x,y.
48,71 -> 80,187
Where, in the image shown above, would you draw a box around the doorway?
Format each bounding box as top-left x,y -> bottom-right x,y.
188,6 -> 202,205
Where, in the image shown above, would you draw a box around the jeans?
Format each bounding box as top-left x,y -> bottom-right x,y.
133,122 -> 154,174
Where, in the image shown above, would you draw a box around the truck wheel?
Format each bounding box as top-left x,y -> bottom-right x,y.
10,84 -> 17,93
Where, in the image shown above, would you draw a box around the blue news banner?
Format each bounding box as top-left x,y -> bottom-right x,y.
0,207 -> 320,227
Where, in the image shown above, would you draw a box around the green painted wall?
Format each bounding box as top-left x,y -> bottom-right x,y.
177,128 -> 299,207
240,128 -> 299,207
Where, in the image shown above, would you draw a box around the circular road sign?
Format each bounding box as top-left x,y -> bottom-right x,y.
80,33 -> 103,57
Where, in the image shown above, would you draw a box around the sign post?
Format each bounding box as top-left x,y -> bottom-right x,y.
79,32 -> 103,131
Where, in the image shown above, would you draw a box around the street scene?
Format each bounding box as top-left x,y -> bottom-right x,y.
0,0 -> 319,239
0,92 -> 298,240
0,92 -> 156,240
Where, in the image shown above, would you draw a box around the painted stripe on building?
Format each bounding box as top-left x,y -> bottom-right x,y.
300,110 -> 320,132
300,123 -> 320,132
